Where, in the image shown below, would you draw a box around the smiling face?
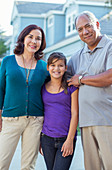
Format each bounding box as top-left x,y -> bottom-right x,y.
24,29 -> 42,55
76,14 -> 101,50
47,59 -> 67,79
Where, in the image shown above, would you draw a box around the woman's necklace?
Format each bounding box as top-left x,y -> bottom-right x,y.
22,55 -> 34,84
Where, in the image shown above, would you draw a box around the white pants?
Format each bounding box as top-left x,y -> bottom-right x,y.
81,126 -> 112,170
0,116 -> 44,170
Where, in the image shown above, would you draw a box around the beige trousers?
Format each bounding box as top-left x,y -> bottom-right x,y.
0,116 -> 44,170
81,126 -> 112,170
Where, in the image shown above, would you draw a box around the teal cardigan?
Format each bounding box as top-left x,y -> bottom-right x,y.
0,55 -> 49,117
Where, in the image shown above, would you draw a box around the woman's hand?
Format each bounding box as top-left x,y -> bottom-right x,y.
61,139 -> 73,157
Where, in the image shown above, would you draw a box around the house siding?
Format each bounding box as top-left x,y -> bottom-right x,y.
9,0 -> 112,59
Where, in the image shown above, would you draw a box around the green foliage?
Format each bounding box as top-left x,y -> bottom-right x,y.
0,29 -> 9,58
77,125 -> 81,136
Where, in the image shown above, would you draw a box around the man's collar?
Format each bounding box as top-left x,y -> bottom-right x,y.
83,35 -> 108,54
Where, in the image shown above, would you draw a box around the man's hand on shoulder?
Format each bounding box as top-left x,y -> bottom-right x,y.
67,74 -> 84,87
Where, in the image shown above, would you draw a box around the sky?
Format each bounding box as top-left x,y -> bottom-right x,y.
0,0 -> 66,36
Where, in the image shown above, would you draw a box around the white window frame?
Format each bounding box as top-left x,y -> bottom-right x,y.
48,15 -> 54,28
66,11 -> 77,36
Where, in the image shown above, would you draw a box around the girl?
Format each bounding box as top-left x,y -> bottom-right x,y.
40,52 -> 79,170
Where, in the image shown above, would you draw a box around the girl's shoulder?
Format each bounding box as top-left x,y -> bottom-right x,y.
67,85 -> 78,94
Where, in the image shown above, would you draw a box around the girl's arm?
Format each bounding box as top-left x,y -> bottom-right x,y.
61,89 -> 79,157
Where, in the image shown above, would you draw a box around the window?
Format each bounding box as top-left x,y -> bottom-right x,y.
66,12 -> 76,36
48,15 -> 54,27
72,14 -> 76,30
68,17 -> 71,32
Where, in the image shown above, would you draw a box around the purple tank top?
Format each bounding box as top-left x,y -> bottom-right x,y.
42,85 -> 78,138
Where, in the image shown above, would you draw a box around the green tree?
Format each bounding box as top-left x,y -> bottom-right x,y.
0,29 -> 9,58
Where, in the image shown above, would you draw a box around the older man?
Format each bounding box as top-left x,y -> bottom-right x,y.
67,11 -> 112,170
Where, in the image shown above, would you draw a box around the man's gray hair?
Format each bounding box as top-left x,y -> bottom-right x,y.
75,11 -> 98,28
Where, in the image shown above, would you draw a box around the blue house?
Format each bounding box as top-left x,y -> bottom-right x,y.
10,0 -> 112,60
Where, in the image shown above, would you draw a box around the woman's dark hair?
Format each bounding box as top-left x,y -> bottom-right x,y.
13,24 -> 46,60
47,52 -> 68,94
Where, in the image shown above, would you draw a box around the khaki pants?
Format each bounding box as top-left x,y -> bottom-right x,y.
0,116 -> 44,170
81,126 -> 112,170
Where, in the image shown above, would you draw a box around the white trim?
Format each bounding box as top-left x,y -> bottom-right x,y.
44,35 -> 80,53
19,13 -> 45,18
100,10 -> 112,21
63,0 -> 76,12
45,10 -> 64,18
18,11 -> 64,19
66,11 -> 77,36
48,15 -> 54,28
63,0 -> 112,12
66,29 -> 77,36
75,1 -> 111,7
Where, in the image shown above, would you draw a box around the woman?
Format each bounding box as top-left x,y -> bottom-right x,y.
0,24 -> 49,170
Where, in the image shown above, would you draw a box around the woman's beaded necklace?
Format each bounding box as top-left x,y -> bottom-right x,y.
22,55 -> 34,84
